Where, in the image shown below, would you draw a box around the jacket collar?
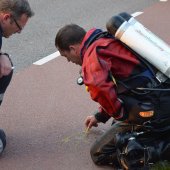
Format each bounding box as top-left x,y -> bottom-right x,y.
80,28 -> 103,61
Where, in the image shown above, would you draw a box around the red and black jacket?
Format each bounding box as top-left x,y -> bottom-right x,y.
80,28 -> 152,122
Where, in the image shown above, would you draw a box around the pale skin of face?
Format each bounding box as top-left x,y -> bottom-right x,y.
0,12 -> 29,38
58,44 -> 82,66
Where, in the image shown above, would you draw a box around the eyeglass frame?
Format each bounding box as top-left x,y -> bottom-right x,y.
11,16 -> 22,31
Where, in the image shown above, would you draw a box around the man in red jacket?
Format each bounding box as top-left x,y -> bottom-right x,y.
55,24 -> 170,167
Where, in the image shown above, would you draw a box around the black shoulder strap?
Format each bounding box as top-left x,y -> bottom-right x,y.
85,31 -> 114,49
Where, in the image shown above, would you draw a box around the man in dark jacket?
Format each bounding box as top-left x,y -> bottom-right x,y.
0,0 -> 34,154
55,24 -> 170,168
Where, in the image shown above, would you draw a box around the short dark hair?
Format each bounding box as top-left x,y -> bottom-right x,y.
0,0 -> 34,19
55,24 -> 86,51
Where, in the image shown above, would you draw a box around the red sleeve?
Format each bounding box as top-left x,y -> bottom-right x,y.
82,48 -> 122,118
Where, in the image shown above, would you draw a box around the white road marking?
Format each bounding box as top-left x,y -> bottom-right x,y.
160,0 -> 167,1
33,51 -> 61,65
131,12 -> 143,17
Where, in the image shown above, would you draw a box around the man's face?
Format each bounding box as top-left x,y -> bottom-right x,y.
59,45 -> 82,65
1,13 -> 29,38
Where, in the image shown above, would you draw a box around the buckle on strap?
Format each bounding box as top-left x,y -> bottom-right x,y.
155,71 -> 168,83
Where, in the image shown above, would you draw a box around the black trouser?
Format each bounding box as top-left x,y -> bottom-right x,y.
0,71 -> 13,105
90,122 -> 137,166
90,86 -> 170,166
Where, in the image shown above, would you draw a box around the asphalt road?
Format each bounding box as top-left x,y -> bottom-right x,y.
0,1 -> 169,170
2,0 -> 158,72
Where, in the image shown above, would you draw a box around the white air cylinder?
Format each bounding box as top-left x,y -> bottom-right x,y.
118,12 -> 170,54
106,15 -> 170,78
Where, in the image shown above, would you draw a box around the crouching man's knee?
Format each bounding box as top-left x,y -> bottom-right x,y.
90,143 -> 101,165
90,142 -> 118,166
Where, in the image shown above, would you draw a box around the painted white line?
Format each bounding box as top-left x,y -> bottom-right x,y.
160,0 -> 167,1
33,51 -> 61,65
131,12 -> 143,17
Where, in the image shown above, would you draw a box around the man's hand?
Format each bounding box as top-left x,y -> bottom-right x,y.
85,115 -> 99,130
0,54 -> 13,78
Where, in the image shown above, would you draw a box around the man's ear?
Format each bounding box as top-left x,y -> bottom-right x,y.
69,45 -> 76,52
2,13 -> 11,21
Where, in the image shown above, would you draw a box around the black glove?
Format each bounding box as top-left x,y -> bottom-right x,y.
94,111 -> 111,123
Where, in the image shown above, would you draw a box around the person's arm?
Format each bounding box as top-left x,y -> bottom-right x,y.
83,52 -> 125,122
0,52 -> 13,78
84,109 -> 111,130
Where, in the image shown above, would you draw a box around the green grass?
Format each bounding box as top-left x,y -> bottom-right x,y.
151,162 -> 170,170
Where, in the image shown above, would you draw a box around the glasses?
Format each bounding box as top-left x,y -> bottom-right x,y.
11,16 -> 22,31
